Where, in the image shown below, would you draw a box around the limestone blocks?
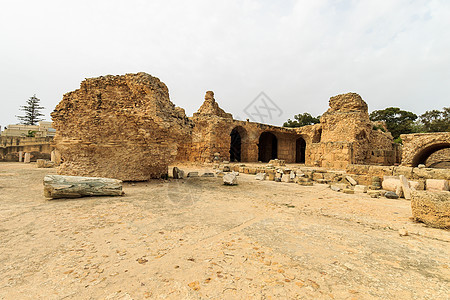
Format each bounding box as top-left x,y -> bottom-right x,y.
411,191 -> 450,229
51,73 -> 191,181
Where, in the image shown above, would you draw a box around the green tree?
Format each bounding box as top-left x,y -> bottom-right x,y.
369,107 -> 417,140
16,95 -> 45,125
419,107 -> 450,132
283,113 -> 320,128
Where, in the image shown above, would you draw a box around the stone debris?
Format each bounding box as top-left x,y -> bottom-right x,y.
384,191 -> 399,199
187,172 -> 199,178
345,175 -> 357,186
201,172 -> 215,177
398,228 -> 409,236
426,179 -> 449,191
43,175 -> 123,199
223,173 -> 238,185
172,167 -> 185,179
281,175 -> 292,183
368,190 -> 381,198
269,159 -> 285,166
354,185 -> 368,193
343,189 -> 354,194
399,175 -> 412,200
255,173 -> 266,180
411,191 -> 450,229
37,159 -> 55,168
330,185 -> 341,192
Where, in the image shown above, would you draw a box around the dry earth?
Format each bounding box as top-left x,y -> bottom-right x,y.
0,162 -> 449,299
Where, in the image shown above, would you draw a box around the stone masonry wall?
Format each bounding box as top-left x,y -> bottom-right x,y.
52,73 -> 191,181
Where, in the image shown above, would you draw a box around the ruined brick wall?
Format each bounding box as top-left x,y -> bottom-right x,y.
52,73 -> 192,181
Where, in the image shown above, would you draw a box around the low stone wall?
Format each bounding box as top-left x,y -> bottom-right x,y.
0,136 -> 53,161
346,164 -> 450,186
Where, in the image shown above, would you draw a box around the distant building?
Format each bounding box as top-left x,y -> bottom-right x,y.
1,121 -> 56,137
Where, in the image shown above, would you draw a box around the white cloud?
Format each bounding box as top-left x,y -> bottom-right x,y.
0,0 -> 449,127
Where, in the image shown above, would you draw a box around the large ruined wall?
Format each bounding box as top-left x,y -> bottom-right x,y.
52,73 -> 191,181
312,93 -> 396,168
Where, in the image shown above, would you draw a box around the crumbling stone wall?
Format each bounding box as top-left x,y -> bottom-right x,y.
52,73 -> 191,181
309,93 -> 397,168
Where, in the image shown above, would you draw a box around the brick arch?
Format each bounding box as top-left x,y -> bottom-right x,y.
400,132 -> 450,167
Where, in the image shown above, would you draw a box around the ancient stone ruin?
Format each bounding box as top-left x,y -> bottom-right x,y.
51,73 -> 191,181
51,72 -> 448,186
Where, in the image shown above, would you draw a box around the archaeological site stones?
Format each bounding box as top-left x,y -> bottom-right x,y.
51,73 -> 191,181
48,72 -> 450,227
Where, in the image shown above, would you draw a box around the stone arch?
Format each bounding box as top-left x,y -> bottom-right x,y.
401,132 -> 450,167
229,126 -> 248,162
258,132 -> 278,162
411,143 -> 450,167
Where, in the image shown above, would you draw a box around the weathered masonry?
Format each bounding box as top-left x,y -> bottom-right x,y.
51,73 -> 404,181
180,91 -> 400,170
400,132 -> 450,167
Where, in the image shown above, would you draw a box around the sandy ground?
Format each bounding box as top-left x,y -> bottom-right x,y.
0,162 -> 449,300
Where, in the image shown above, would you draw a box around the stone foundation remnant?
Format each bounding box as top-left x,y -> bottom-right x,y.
44,175 -> 123,199
411,191 -> 450,229
51,73 -> 191,181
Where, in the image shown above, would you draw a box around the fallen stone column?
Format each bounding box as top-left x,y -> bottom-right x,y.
44,175 -> 123,199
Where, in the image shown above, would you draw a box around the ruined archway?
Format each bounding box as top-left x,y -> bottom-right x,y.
258,132 -> 277,162
411,143 -> 450,167
401,132 -> 450,167
296,137 -> 306,163
230,127 -> 242,162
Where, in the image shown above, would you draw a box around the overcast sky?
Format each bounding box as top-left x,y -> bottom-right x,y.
1,0 -> 449,128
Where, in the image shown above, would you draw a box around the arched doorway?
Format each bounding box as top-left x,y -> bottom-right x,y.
229,128 -> 242,162
258,132 -> 277,162
296,137 -> 306,163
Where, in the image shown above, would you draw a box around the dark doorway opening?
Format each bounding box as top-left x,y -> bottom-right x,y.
296,137 -> 306,163
258,132 -> 277,162
229,128 -> 242,162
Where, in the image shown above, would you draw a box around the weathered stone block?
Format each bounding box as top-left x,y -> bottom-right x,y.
426,179 -> 449,191
411,191 -> 450,229
223,173 -> 238,185
354,185 -> 368,193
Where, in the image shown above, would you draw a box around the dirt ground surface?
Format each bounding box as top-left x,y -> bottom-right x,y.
0,162 -> 449,300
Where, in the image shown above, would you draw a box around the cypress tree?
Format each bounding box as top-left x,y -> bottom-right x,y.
17,95 -> 45,125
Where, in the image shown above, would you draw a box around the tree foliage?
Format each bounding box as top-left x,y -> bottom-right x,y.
283,113 -> 320,128
369,107 -> 417,139
17,95 -> 45,125
419,107 -> 450,132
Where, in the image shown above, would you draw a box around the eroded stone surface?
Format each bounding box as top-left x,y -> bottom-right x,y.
411,191 -> 450,229
51,73 -> 191,181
